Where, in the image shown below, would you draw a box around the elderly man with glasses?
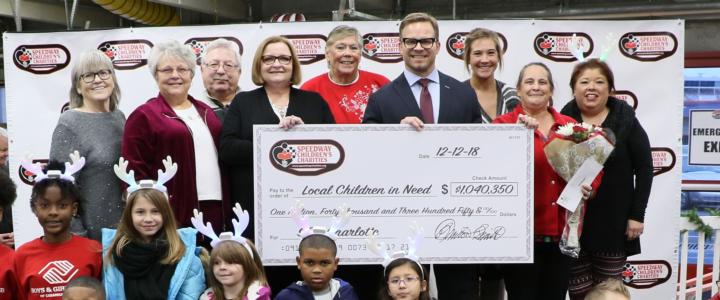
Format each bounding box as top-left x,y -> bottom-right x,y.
200,38 -> 242,123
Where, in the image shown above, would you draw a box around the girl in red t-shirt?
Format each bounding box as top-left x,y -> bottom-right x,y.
14,157 -> 102,300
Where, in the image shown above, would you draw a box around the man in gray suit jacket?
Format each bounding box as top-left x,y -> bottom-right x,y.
363,12 -> 482,300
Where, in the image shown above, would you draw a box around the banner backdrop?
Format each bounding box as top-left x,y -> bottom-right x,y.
3,20 -> 683,299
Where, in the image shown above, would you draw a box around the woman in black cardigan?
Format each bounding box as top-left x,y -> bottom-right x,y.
561,59 -> 653,300
219,35 -> 334,296
220,35 -> 335,238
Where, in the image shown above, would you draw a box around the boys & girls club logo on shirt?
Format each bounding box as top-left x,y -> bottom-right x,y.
97,39 -> 154,70
650,147 -> 676,176
39,260 -> 79,285
184,37 -> 244,65
613,90 -> 638,110
445,31 -> 508,60
13,44 -> 71,74
533,32 -> 594,62
283,34 -> 327,65
619,32 -> 678,62
269,140 -> 345,176
18,158 -> 48,185
621,260 -> 672,289
362,33 -> 402,63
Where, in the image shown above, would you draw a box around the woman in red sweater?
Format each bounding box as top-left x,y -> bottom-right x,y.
494,62 -> 594,300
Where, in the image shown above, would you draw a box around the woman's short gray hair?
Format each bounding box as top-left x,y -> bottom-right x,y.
69,50 -> 121,111
147,40 -> 197,80
201,38 -> 242,69
326,25 -> 362,51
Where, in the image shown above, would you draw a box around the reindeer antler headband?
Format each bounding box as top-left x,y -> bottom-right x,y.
114,156 -> 177,194
192,203 -> 254,257
367,222 -> 425,277
290,200 -> 352,241
21,151 -> 85,183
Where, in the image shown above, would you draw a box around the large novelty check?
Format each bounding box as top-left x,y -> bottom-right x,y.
254,124 -> 534,265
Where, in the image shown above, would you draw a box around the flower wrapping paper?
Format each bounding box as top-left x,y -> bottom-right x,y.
544,124 -> 615,257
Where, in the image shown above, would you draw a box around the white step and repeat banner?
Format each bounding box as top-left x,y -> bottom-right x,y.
3,19 -> 683,299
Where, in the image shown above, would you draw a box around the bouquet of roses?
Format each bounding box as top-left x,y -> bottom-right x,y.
544,122 -> 615,258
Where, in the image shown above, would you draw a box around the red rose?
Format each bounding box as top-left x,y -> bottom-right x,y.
572,125 -> 584,133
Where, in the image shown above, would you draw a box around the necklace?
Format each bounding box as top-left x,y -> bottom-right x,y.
271,103 -> 288,118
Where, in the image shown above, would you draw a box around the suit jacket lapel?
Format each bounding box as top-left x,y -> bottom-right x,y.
438,72 -> 453,123
393,74 -> 423,118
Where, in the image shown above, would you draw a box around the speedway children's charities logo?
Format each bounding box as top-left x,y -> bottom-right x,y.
534,32 -> 593,62
613,90 -> 638,110
13,44 -> 71,74
362,33 -> 403,63
622,260 -> 672,289
269,140 -> 345,176
651,147 -> 676,176
184,37 -> 244,65
97,40 -> 154,70
619,32 -> 678,62
18,158 -> 49,185
445,31 -> 508,60
283,35 -> 327,65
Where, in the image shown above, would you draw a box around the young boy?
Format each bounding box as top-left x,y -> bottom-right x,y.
62,277 -> 105,300
275,234 -> 359,300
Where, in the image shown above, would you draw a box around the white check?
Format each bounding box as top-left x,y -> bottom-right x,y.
254,124 -> 534,265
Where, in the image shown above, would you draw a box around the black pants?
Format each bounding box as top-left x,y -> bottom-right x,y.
479,264 -> 504,300
501,241 -> 571,300
434,264 -> 480,300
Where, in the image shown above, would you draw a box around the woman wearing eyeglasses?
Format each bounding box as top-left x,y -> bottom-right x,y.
301,25 -> 389,124
121,40 -> 229,233
220,35 -> 334,294
50,50 -> 125,241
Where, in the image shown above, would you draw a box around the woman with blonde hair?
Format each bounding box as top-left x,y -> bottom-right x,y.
220,35 -> 334,294
463,28 -> 519,123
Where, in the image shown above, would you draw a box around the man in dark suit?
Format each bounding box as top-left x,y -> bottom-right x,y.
363,12 -> 482,300
363,13 -> 482,128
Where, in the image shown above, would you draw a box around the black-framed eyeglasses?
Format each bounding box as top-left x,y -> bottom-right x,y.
401,38 -> 437,49
204,61 -> 240,71
80,69 -> 112,83
261,55 -> 292,65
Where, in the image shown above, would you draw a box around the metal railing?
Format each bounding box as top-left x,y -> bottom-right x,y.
678,216 -> 720,299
